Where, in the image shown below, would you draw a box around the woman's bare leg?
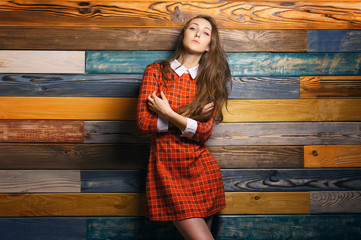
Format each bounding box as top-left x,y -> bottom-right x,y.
205,216 -> 213,230
172,218 -> 214,240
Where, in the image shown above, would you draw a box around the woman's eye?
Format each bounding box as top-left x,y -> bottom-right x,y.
204,32 -> 210,36
189,27 -> 195,30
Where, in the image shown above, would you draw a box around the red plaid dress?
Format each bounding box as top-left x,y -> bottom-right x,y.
137,63 -> 226,221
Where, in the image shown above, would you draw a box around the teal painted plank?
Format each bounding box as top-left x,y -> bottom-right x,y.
0,217 -> 86,240
0,74 -> 142,97
80,169 -> 361,193
86,51 -> 361,76
87,215 -> 361,240
0,74 -> 298,99
308,30 -> 361,52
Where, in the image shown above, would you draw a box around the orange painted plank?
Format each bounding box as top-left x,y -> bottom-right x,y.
0,97 -> 137,120
0,1 -> 360,29
305,145 -> 361,168
0,120 -> 83,142
0,192 -> 309,217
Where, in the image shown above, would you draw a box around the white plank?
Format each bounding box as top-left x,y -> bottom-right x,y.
0,170 -> 80,193
0,51 -> 84,73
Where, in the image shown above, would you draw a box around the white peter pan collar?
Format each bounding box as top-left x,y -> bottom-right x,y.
170,59 -> 198,79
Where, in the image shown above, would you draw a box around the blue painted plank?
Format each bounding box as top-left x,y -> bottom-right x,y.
0,74 -> 142,97
0,217 -> 86,240
87,215 -> 361,240
81,169 -> 361,193
308,30 -> 361,52
86,51 -> 361,76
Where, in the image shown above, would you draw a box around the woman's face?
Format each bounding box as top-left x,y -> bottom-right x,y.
182,18 -> 212,55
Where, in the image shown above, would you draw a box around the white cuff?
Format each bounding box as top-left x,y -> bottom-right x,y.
180,118 -> 197,138
157,116 -> 169,132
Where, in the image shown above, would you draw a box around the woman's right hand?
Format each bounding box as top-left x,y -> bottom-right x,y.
193,102 -> 214,121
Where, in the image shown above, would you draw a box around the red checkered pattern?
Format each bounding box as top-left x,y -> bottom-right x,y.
137,63 -> 226,221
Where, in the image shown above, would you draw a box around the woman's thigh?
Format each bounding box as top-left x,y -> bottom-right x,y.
172,217 -> 214,240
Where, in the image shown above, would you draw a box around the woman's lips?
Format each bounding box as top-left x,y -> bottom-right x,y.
192,40 -> 200,44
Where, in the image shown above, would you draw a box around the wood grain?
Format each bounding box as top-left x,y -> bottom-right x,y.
87,215 -> 361,240
311,191 -> 361,214
304,145 -> 361,168
0,97 -> 137,120
0,51 -> 84,73
0,192 -> 308,217
307,30 -> 361,52
223,99 -> 361,122
0,120 -> 83,143
0,1 -> 360,29
82,121 -> 361,145
0,170 -> 80,193
0,144 -> 150,170
79,169 -> 361,193
300,76 -> 361,98
0,74 -> 142,97
210,146 -> 304,169
86,51 -> 361,76
0,27 -> 306,52
0,217 -> 87,240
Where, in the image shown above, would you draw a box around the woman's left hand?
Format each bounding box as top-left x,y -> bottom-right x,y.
147,91 -> 173,119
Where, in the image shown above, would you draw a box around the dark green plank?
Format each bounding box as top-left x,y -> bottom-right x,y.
0,217 -> 86,240
80,169 -> 361,193
0,143 -> 149,170
87,215 -> 361,240
0,74 -> 142,97
86,51 -> 361,76
308,30 -> 361,52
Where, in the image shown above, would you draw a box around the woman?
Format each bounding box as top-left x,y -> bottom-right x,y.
137,15 -> 231,240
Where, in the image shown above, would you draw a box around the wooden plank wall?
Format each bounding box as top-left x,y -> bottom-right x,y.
1,1 -> 361,239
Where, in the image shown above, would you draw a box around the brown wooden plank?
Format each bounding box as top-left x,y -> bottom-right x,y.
0,51 -> 84,73
304,145 -> 361,168
0,192 -> 309,217
0,170 -> 80,193
300,76 -> 361,98
0,27 -> 306,52
223,99 -> 361,122
0,1 -> 359,29
310,191 -> 361,214
0,120 -> 83,143
0,144 -> 149,170
0,97 -> 137,120
210,146 -> 304,169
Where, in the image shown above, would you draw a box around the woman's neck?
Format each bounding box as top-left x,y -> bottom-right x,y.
177,53 -> 202,69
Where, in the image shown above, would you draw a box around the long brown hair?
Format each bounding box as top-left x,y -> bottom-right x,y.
159,15 -> 231,122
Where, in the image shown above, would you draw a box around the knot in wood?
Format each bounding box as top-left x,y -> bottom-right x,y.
254,196 -> 260,200
312,150 -> 318,156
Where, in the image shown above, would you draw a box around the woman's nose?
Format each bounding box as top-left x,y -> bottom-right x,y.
195,31 -> 200,37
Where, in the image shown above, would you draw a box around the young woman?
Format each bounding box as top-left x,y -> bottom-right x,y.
137,15 -> 231,240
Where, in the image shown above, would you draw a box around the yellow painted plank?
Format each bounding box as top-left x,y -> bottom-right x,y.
223,99 -> 361,122
0,192 -> 309,217
0,51 -> 84,73
0,97 -> 137,120
305,145 -> 361,168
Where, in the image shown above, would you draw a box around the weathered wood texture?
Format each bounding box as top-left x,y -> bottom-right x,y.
84,121 -> 361,145
304,145 -> 361,168
0,27 -> 307,52
308,30 -> 361,52
0,120 -> 83,143
223,99 -> 361,122
0,170 -> 80,193
0,97 -> 137,120
86,51 -> 361,76
210,146 -> 304,169
0,74 -> 299,99
311,191 -> 361,214
0,217 -> 87,240
0,51 -> 84,73
0,144 -> 150,170
79,169 -> 361,192
0,1 -> 360,29
0,74 -> 142,97
300,76 -> 361,98
0,192 -> 309,217
87,215 -> 361,240
0,144 -> 303,170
